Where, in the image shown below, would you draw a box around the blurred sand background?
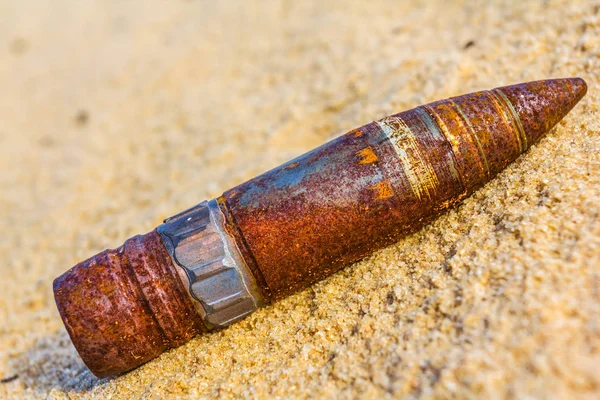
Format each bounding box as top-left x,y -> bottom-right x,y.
0,0 -> 599,398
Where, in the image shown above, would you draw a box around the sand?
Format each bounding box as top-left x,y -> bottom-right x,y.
0,0 -> 599,398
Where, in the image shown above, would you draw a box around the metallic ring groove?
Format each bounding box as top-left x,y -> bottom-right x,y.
158,199 -> 265,329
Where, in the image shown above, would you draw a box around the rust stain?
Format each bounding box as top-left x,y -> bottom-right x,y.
350,128 -> 364,137
283,161 -> 300,170
369,180 -> 394,200
356,147 -> 378,164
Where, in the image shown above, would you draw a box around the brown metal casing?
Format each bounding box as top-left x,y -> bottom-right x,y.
52,77 -> 586,377
221,78 -> 587,299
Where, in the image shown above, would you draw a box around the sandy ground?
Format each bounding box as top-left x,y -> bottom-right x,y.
0,0 -> 599,398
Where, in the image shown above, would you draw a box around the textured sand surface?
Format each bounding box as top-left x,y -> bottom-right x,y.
1,1 -> 599,398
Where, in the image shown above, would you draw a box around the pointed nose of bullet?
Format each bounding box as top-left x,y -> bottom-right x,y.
496,77 -> 587,146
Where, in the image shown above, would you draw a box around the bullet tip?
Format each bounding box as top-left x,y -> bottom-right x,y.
497,77 -> 587,145
573,76 -> 588,99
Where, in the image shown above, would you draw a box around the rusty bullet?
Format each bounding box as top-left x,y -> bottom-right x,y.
53,78 -> 587,378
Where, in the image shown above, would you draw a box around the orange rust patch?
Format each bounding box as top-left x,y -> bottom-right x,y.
369,180 -> 394,200
349,129 -> 364,137
283,162 -> 300,170
356,147 -> 378,164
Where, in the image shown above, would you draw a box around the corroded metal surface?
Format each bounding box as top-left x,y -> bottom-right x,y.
158,199 -> 266,329
53,230 -> 205,378
222,78 -> 587,299
53,78 -> 586,377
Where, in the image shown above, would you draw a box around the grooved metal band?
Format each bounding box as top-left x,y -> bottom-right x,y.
157,199 -> 264,329
376,115 -> 439,200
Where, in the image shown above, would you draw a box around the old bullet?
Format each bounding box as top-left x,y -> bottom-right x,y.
53,78 -> 587,378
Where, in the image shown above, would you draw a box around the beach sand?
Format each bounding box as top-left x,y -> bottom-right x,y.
0,1 -> 599,398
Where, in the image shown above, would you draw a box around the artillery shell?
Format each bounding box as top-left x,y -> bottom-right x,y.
53,77 -> 587,377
